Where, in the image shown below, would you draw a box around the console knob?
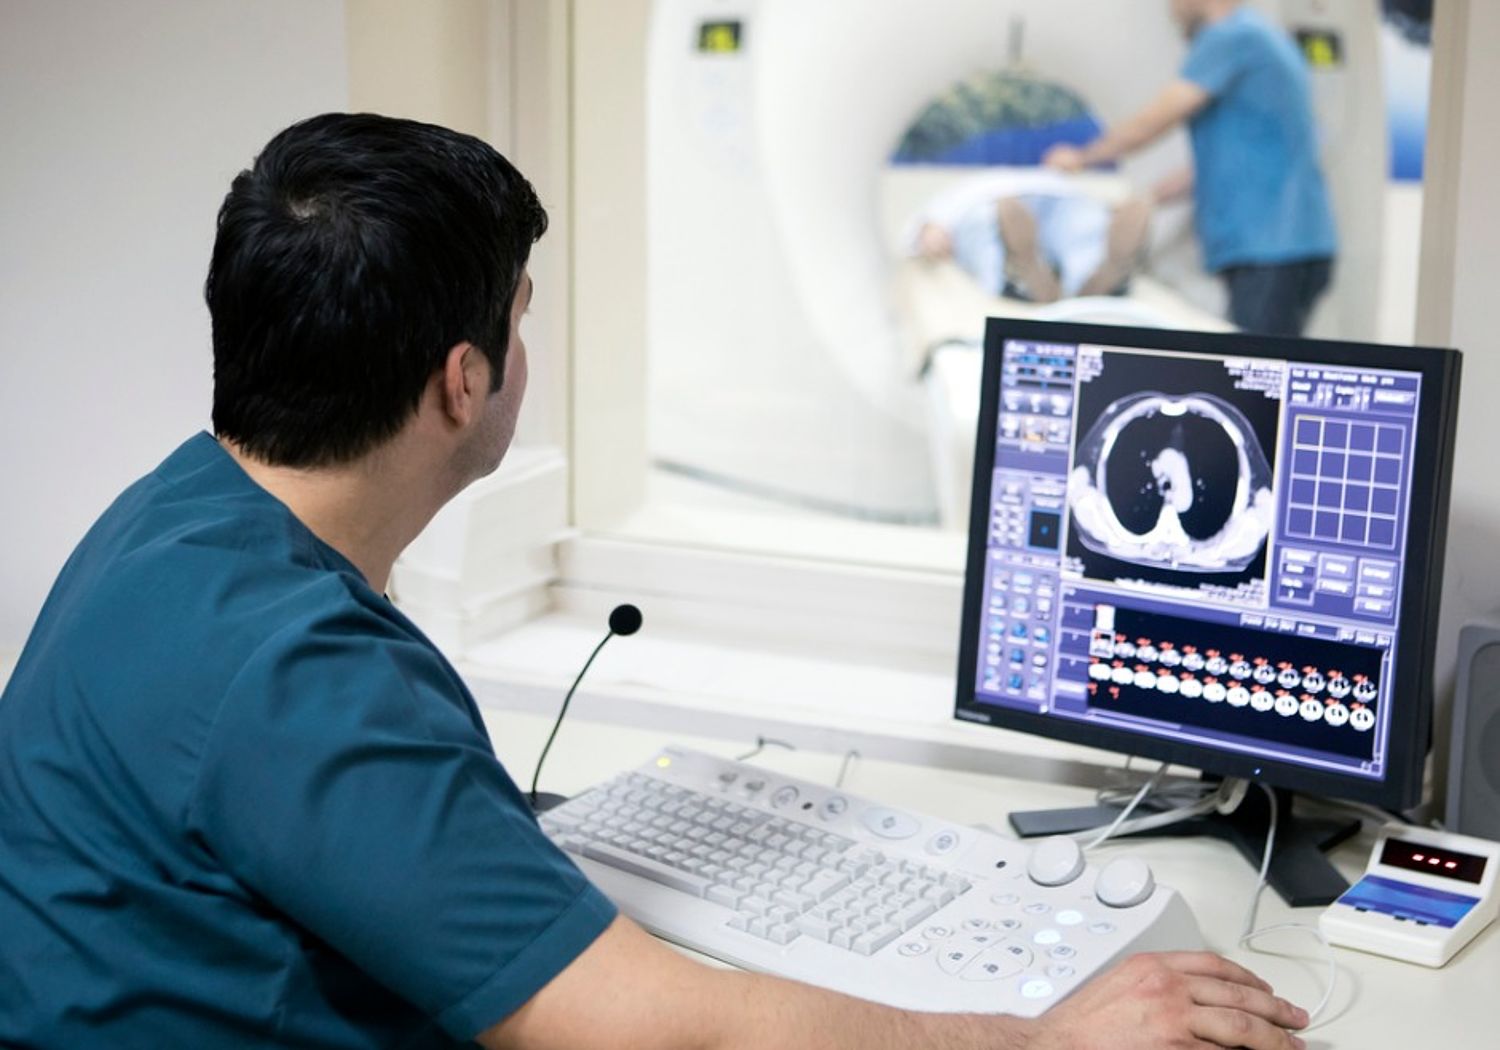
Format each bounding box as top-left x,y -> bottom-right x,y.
1095,857 -> 1155,908
1026,835 -> 1086,887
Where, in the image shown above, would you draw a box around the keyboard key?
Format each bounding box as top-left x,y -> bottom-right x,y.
580,842 -> 711,897
802,871 -> 850,901
765,923 -> 798,945
962,954 -> 1019,982
883,900 -> 930,930
853,924 -> 901,955
795,913 -> 836,941
773,888 -> 816,912
936,943 -> 980,975
707,884 -> 743,909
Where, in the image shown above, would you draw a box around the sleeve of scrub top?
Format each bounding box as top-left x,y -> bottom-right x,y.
1180,21 -> 1253,99
187,607 -> 617,1041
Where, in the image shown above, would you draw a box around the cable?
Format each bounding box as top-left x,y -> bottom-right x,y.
1073,780 -> 1232,845
1095,756 -> 1218,813
735,736 -> 796,763
1096,777 -> 1216,811
1235,784 -> 1339,1028
1080,761 -> 1171,851
1239,785 -> 1278,942
835,749 -> 861,788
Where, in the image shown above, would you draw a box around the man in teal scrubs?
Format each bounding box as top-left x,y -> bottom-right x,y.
0,114 -> 1310,1049
1046,0 -> 1337,336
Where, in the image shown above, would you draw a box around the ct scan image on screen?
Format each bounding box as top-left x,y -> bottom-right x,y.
1064,347 -> 1283,605
966,329 -> 1438,787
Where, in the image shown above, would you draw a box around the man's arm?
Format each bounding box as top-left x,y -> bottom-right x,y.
479,915 -> 1309,1050
1044,80 -> 1210,172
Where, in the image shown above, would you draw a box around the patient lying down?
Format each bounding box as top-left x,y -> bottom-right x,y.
913,180 -> 1153,305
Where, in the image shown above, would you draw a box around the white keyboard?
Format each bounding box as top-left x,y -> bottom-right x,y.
540,746 -> 1204,1016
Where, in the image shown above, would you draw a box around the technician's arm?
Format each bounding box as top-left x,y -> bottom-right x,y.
478,915 -> 1308,1050
1044,80 -> 1209,171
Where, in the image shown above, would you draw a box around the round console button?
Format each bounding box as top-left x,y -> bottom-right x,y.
1095,857 -> 1156,908
1026,836 -> 1086,887
1055,909 -> 1084,927
898,941 -> 930,957
860,807 -> 921,840
1020,978 -> 1056,1000
926,829 -> 961,855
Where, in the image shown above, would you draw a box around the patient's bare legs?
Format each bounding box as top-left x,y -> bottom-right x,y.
996,197 -> 1061,303
995,194 -> 1154,303
1078,194 -> 1152,297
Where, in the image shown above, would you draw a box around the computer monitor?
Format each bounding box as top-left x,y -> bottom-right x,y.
955,319 -> 1461,901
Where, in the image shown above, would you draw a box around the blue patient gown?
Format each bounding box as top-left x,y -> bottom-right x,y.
0,433 -> 616,1048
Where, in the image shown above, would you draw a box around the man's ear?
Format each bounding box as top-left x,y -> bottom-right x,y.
437,342 -> 488,427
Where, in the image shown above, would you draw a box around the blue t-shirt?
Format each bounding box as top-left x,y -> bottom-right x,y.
0,433 -> 616,1048
1181,6 -> 1337,271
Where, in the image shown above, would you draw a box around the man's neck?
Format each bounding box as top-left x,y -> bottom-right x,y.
1202,0 -> 1241,25
220,437 -> 450,594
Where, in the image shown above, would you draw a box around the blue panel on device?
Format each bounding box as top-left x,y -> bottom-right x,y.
1336,874 -> 1480,929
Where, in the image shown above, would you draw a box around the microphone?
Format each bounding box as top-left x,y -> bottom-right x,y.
528,603 -> 642,812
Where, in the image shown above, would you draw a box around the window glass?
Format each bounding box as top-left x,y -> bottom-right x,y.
626,0 -> 1430,565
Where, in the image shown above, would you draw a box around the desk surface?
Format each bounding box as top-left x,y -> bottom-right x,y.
485,707 -> 1499,1050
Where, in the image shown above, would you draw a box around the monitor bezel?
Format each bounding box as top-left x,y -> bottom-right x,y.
955,318 -> 1461,810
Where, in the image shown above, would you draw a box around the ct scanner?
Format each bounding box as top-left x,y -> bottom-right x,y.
646,0 -> 1389,528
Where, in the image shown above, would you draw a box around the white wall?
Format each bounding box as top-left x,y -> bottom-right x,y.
0,0 -> 348,652
1419,0 -> 1500,745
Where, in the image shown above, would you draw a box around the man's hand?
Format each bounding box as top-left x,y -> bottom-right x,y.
1043,144 -> 1088,173
1028,951 -> 1310,1050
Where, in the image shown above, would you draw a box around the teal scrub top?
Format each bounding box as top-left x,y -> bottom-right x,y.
0,433 -> 616,1047
1181,6 -> 1338,271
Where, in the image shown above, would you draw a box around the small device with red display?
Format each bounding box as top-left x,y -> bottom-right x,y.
1320,824 -> 1500,967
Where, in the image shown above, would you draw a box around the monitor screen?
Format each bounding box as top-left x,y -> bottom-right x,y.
955,320 -> 1461,808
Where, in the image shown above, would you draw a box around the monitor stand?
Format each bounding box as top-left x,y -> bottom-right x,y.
1009,787 -> 1360,908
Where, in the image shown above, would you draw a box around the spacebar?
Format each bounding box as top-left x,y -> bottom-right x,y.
580,842 -> 711,898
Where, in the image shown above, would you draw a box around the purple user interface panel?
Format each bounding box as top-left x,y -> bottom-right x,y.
974,340 -> 1422,780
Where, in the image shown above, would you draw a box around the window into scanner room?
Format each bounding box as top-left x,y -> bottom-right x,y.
615,0 -> 1432,565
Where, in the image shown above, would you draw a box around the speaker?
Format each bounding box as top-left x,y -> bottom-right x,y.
1447,624 -> 1500,840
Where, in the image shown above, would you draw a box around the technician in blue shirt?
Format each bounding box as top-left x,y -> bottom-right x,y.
1046,0 -> 1338,337
0,113 -> 1309,1049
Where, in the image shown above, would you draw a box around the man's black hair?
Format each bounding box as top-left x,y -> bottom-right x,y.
206,112 -> 547,467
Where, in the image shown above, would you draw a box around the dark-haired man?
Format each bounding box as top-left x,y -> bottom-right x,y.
0,113 -> 1309,1049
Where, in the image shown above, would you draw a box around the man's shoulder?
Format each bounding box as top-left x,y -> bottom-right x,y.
1193,7 -> 1281,55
